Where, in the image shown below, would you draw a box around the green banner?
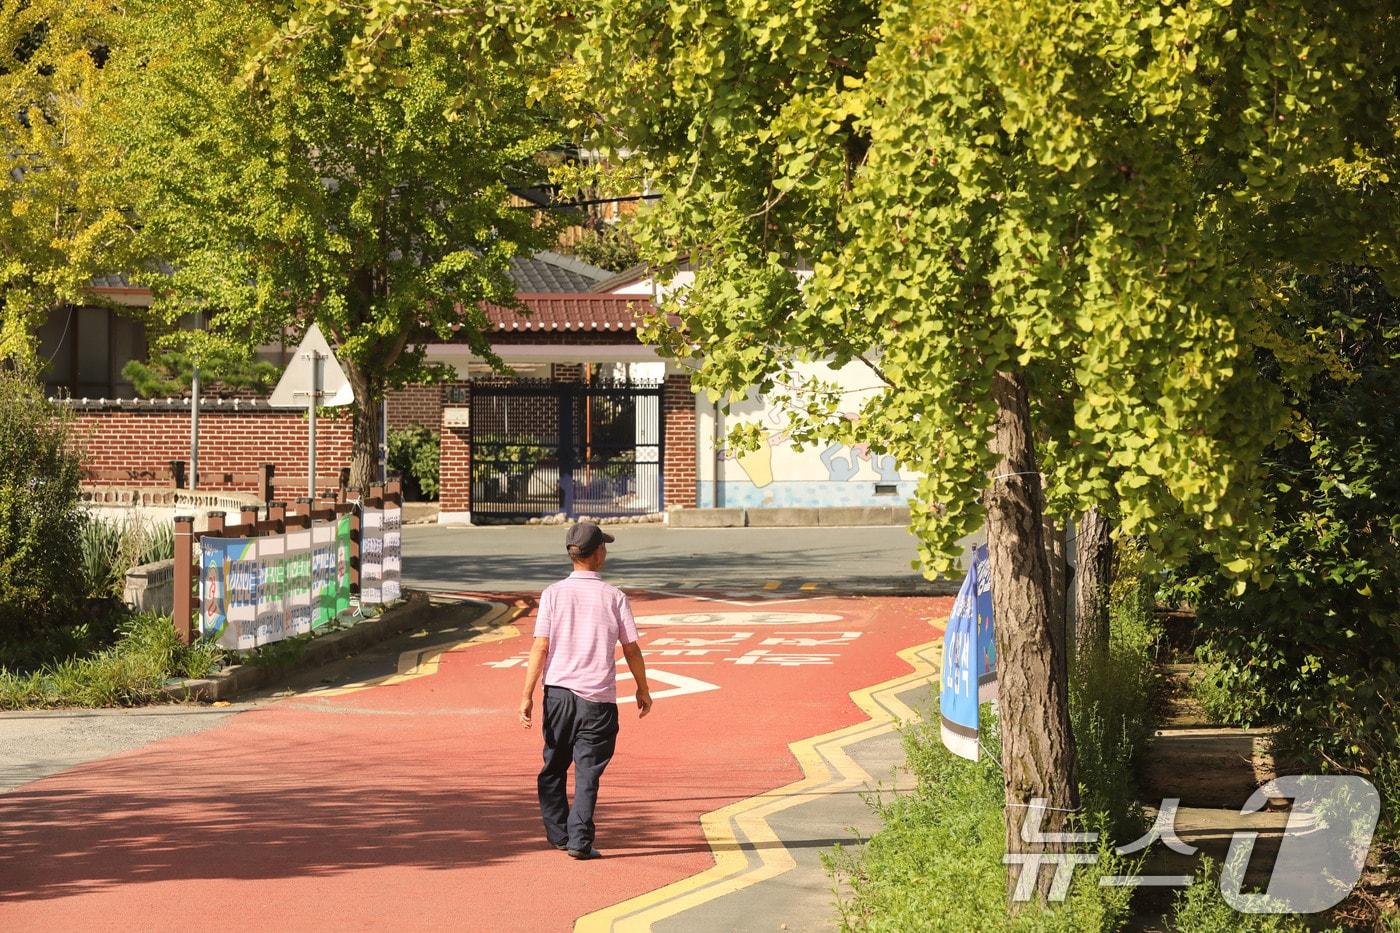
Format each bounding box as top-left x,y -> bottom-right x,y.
311,520 -> 337,629
335,513 -> 352,615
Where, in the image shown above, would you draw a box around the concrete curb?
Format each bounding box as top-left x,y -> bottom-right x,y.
667,505 -> 911,528
163,591 -> 475,703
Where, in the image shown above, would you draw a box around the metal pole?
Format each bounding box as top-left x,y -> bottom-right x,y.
189,306 -> 203,493
308,350 -> 321,498
190,363 -> 200,491
379,396 -> 389,485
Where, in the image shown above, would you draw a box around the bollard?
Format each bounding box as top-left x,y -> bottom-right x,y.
173,516 -> 195,646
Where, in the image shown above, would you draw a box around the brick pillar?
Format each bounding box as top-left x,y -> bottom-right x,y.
439,381 -> 472,521
663,374 -> 697,509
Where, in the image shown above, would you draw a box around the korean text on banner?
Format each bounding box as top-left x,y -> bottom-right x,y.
286,524 -> 313,636
361,505 -> 384,605
973,544 -> 997,702
939,546 -> 996,761
223,537 -> 259,651
311,520 -> 337,628
383,501 -> 402,602
335,514 -> 352,615
255,533 -> 287,646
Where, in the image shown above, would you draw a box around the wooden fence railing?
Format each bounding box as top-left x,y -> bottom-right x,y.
84,463 -> 352,504
171,480 -> 402,646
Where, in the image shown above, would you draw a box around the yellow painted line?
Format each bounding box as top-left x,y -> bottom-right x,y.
308,602 -> 523,698
763,580 -> 781,591
575,626 -> 943,932
799,582 -> 818,592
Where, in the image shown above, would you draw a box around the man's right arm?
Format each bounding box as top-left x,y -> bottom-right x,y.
621,641 -> 652,718
519,636 -> 550,728
617,592 -> 651,717
520,589 -> 553,728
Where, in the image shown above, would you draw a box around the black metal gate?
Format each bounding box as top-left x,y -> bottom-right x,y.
470,380 -> 664,523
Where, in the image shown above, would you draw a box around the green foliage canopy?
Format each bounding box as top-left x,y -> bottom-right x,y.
101,0 -> 560,480
488,0 -> 1399,574
0,0 -> 135,361
121,346 -> 280,398
1173,267 -> 1400,844
0,369 -> 87,667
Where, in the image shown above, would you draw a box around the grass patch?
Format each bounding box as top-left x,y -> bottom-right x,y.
826,715 -> 1137,932
243,633 -> 312,669
829,545 -> 1162,930
1073,543 -> 1162,841
1169,858 -> 1315,932
0,612 -> 224,709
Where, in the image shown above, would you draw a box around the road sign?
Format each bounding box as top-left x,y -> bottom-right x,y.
269,323 -> 355,496
269,323 -> 354,408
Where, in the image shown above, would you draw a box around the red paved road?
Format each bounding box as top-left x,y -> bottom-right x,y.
0,592 -> 949,932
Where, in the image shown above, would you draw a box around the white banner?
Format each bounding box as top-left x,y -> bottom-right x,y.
255,533 -> 287,646
286,525 -> 313,635
383,501 -> 402,603
361,505 -> 384,604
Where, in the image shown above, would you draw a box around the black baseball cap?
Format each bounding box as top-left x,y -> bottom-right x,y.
565,522 -> 615,555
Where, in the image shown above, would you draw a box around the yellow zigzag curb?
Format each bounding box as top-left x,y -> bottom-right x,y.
575,627 -> 944,932
307,600 -> 524,698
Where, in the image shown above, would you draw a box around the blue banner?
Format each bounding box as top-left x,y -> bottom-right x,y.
199,539 -> 228,644
974,544 -> 997,702
940,545 -> 996,760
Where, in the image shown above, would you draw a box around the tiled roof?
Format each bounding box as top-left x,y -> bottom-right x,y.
588,263 -> 651,293
507,251 -> 612,292
480,293 -> 654,332
89,254 -> 611,295
89,263 -> 174,290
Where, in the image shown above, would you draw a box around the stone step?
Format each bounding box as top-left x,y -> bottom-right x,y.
1141,728 -> 1275,808
1128,805 -> 1301,917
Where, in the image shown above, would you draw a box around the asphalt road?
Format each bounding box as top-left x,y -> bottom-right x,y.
401,522 -> 978,595
0,592 -> 951,932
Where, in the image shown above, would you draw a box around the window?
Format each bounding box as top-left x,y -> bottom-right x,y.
36,306 -> 148,399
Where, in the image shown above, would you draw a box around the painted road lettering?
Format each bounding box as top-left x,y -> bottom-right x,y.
634,611 -> 846,626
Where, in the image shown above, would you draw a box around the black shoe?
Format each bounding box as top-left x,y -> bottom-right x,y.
567,846 -> 603,860
551,841 -> 569,851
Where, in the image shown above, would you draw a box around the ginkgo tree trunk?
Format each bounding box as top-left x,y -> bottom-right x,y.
986,370 -> 1080,897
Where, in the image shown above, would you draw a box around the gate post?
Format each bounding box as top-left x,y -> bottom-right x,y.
173,516 -> 194,646
662,374 -> 697,510
438,381 -> 472,523
559,385 -> 575,517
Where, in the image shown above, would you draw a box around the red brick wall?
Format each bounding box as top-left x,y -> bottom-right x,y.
439,382 -> 471,513
387,384 -> 443,432
70,404 -> 353,495
663,374 -> 697,508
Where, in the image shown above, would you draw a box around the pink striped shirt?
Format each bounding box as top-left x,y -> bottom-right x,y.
533,571 -> 640,703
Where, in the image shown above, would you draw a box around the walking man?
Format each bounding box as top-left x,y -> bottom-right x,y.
519,522 -> 653,860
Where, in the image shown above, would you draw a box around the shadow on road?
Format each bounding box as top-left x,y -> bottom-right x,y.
0,747 -> 715,902
405,544 -> 941,593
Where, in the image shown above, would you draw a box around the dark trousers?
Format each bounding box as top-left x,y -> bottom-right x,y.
538,685 -> 620,851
